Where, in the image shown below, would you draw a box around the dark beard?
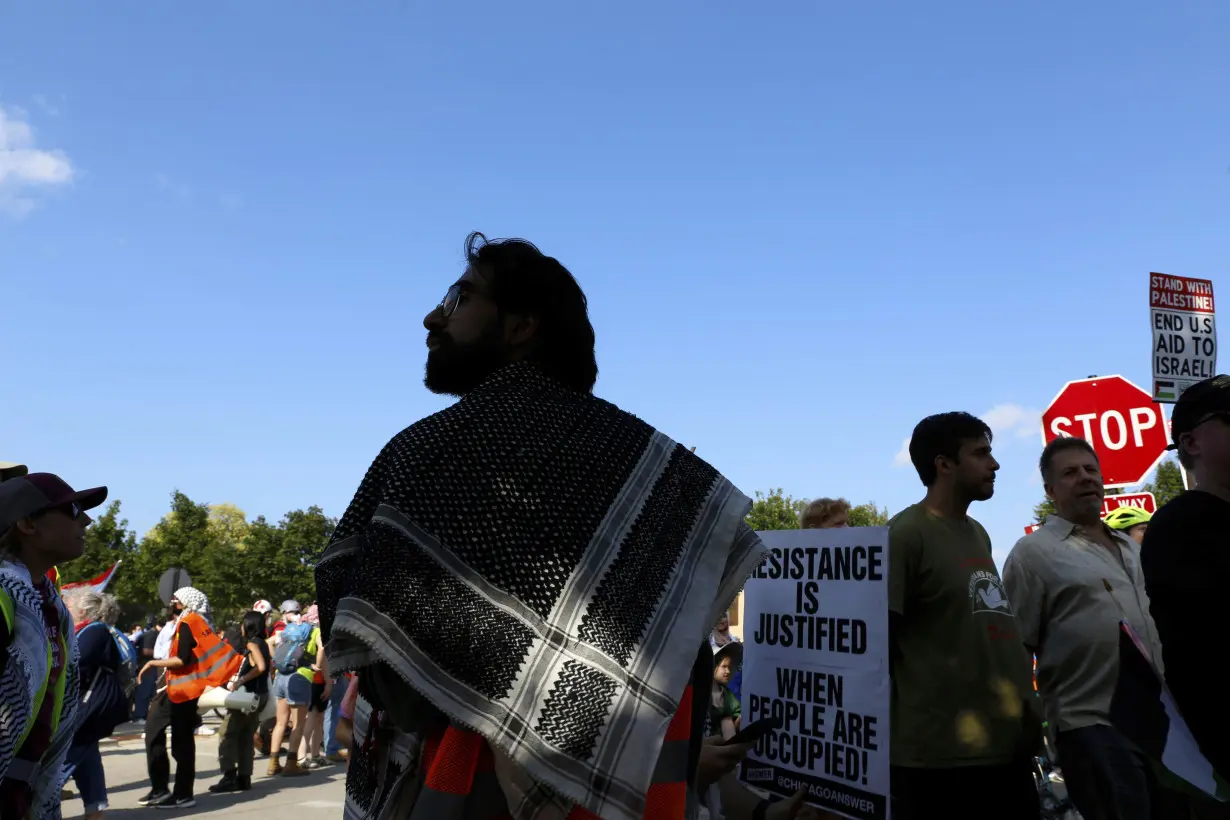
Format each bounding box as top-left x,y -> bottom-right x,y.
961,479 -> 995,503
424,328 -> 509,397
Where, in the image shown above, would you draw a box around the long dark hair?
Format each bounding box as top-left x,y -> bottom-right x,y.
465,231 -> 599,394
241,610 -> 267,642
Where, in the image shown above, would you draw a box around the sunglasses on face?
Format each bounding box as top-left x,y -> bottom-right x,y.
438,284 -> 463,318
36,501 -> 83,521
1191,411 -> 1230,433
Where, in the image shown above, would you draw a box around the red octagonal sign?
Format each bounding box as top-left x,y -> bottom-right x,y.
1041,375 -> 1169,488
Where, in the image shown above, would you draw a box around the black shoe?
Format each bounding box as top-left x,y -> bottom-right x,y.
237,775 -> 252,791
157,795 -> 196,809
138,789 -> 171,806
209,772 -> 240,793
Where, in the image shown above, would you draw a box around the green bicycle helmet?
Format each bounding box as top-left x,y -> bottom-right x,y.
1105,506 -> 1152,530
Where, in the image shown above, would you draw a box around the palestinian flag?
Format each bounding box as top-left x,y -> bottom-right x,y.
60,561 -> 122,594
1111,619 -> 1230,801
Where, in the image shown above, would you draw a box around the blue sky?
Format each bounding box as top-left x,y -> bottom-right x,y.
1,2 -> 1225,572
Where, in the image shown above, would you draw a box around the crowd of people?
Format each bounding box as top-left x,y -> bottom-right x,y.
0,231 -> 1225,820
0,473 -> 359,818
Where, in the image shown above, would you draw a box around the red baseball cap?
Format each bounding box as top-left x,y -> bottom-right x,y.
0,473 -> 108,533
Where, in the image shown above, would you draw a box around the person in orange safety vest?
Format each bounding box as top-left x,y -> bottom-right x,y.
135,586 -> 241,809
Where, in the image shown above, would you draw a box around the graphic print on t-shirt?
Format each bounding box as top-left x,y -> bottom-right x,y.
968,570 -> 1013,615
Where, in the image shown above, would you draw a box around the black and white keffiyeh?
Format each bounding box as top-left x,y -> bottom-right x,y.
316,362 -> 765,820
172,586 -> 211,625
0,564 -> 80,820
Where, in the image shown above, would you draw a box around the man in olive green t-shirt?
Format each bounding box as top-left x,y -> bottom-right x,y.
888,412 -> 1040,820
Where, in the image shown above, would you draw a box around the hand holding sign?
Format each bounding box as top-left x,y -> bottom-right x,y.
741,526 -> 891,820
699,736 -> 755,791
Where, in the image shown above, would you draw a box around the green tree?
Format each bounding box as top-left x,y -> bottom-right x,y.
75,491 -> 338,626
1141,458 -> 1185,508
847,503 -> 889,527
207,503 -> 250,548
276,507 -> 335,603
60,501 -> 142,604
746,488 -> 806,531
1032,496 -> 1057,524
132,491 -> 220,612
198,503 -> 254,620
231,507 -> 335,618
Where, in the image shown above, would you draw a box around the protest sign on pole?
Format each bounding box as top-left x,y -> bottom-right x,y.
1150,272 -> 1216,402
740,526 -> 890,820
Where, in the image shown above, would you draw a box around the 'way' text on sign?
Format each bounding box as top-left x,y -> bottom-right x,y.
1151,273 -> 1217,403
741,527 -> 890,820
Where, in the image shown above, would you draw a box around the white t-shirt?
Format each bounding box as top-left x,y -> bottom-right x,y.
153,620 -> 177,660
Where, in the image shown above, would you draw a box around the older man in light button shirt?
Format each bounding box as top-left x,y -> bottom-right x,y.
1003,437 -> 1169,820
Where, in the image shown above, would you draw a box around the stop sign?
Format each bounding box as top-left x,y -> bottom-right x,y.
1041,375 -> 1169,488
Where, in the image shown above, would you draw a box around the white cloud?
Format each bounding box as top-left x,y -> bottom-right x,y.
981,403 -> 1042,439
0,105 -> 74,217
156,173 -> 192,199
891,403 -> 1042,467
31,94 -> 62,117
892,437 -> 911,468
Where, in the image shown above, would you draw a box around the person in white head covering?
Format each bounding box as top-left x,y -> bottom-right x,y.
135,586 -> 240,809
171,586 -> 211,626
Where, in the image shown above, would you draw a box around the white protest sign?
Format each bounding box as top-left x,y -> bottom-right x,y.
1151,272 -> 1216,402
740,526 -> 890,820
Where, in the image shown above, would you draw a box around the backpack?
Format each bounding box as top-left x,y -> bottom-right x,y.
105,624 -> 139,700
82,622 -> 138,701
272,622 -> 313,675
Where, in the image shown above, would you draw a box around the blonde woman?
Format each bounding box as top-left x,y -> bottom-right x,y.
799,497 -> 851,529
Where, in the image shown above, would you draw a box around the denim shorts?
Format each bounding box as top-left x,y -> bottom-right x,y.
274,671 -> 312,706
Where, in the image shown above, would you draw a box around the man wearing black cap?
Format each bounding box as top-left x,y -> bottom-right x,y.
1142,374 -> 1230,817
0,471 -> 108,819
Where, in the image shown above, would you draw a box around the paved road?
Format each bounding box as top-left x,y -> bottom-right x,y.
63,718 -> 346,819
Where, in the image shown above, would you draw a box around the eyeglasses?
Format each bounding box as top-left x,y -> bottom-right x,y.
438,284 -> 463,318
35,501 -> 83,520
1191,411 -> 1230,433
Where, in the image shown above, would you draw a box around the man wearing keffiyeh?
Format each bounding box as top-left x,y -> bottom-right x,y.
316,233 -> 821,820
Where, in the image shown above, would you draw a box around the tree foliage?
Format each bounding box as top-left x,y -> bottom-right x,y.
57,490 -> 336,627
746,488 -> 808,531
848,503 -> 890,527
74,501 -> 142,605
745,489 -> 891,531
1032,497 -> 1057,524
1141,458 -> 1185,508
